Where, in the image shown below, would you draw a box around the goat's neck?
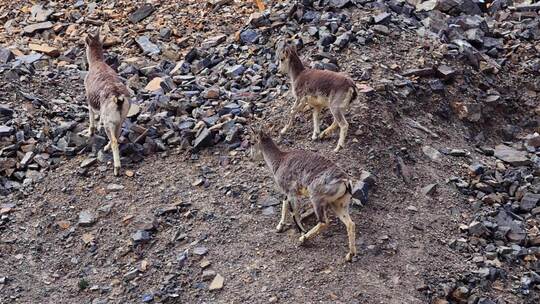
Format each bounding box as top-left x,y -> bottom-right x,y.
287,54 -> 305,82
87,47 -> 104,66
261,140 -> 283,174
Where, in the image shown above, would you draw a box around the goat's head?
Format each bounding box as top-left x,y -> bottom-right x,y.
248,126 -> 271,161
84,30 -> 103,52
277,45 -> 298,74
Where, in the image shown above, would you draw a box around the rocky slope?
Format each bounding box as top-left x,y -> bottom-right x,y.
0,0 -> 539,303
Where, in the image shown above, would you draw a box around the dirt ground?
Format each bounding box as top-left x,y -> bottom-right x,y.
1,80 -> 524,303
1,1 -> 538,303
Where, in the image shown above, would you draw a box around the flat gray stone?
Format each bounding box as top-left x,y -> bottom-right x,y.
0,48 -> 14,64
193,246 -> 208,256
80,158 -> 97,168
107,183 -> 124,192
15,53 -> 43,64
23,21 -> 53,34
202,270 -> 216,281
30,4 -> 53,22
0,125 -> 14,137
132,230 -> 151,243
135,36 -> 160,56
494,145 -> 530,166
78,210 -> 96,226
201,35 -> 227,48
373,24 -> 390,35
421,183 -> 437,196
520,193 -> 540,212
422,146 -> 442,162
262,206 -> 275,216
128,4 -> 155,23
20,152 -> 35,167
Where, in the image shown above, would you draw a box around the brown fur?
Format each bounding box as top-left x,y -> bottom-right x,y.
278,45 -> 357,152
84,31 -> 130,176
252,130 -> 357,261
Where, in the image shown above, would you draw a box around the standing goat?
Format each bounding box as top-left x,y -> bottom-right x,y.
252,129 -> 357,261
278,45 -> 357,152
84,31 -> 130,176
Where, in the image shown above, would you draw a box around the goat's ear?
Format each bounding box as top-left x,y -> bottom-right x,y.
283,44 -> 297,57
93,28 -> 101,41
257,128 -> 268,140
85,34 -> 93,45
289,44 -> 297,54
96,28 -> 104,43
247,125 -> 257,140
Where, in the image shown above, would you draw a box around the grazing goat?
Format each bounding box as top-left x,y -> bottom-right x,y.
252,130 -> 357,261
278,45 -> 357,152
84,31 -> 130,176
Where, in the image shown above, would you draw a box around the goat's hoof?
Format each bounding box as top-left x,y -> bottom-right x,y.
311,134 -> 320,141
113,166 -> 120,176
275,223 -> 285,233
333,146 -> 342,153
298,235 -> 307,245
345,252 -> 355,262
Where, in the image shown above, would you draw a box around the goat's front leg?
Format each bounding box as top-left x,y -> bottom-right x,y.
276,199 -> 290,233
311,106 -> 322,140
331,107 -> 349,152
280,98 -> 303,136
112,124 -> 124,176
319,120 -> 338,140
102,118 -> 111,151
298,222 -> 328,245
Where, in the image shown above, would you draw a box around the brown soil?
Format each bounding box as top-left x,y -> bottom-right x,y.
1,1 -> 537,304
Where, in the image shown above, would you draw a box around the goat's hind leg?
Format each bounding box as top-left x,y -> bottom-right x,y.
289,197 -> 306,233
330,106 -> 349,152
104,124 -> 121,176
102,116 -> 111,151
87,108 -> 97,136
299,198 -> 328,244
319,119 -> 338,140
331,194 -> 357,262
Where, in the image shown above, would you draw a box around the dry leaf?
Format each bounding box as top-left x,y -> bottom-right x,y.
57,220 -> 70,229
254,0 -> 265,11
82,233 -> 94,244
140,259 -> 149,272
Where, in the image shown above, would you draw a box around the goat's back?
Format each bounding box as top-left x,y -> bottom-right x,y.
294,69 -> 355,97
275,150 -> 348,194
85,62 -> 129,110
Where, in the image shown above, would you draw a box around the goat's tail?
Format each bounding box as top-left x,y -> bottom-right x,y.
346,179 -> 363,206
350,85 -> 358,103
346,179 -> 354,195
111,95 -> 126,111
